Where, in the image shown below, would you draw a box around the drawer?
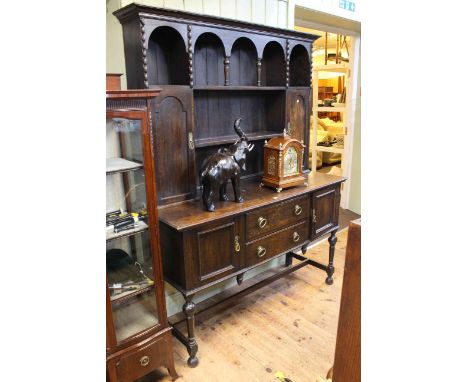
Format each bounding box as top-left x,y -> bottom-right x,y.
115,331 -> 172,382
245,220 -> 309,267
246,195 -> 309,241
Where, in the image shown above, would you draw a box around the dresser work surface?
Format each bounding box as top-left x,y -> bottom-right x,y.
158,172 -> 344,231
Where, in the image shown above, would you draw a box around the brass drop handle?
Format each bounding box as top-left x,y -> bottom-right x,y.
257,246 -> 267,258
294,204 -> 302,215
313,209 -> 317,223
140,355 -> 149,367
234,235 -> 240,252
257,217 -> 267,229
293,231 -> 300,242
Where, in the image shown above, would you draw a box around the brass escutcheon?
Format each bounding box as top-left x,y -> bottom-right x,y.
140,355 -> 149,367
188,132 -> 195,150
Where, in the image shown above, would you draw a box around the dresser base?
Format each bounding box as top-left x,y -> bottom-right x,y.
168,228 -> 337,367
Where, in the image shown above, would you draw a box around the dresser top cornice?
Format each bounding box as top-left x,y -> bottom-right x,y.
158,173 -> 345,231
114,2 -> 319,43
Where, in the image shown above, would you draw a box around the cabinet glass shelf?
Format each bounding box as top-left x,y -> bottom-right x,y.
106,220 -> 148,242
106,157 -> 143,174
110,282 -> 155,304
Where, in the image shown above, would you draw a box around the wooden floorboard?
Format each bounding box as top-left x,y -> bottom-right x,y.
138,228 -> 350,382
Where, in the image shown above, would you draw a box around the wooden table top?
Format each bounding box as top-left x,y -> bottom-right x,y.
158,172 -> 346,231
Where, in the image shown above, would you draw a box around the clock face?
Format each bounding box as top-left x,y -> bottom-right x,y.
283,146 -> 299,176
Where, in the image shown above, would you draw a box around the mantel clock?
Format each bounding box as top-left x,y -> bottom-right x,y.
261,130 -> 306,192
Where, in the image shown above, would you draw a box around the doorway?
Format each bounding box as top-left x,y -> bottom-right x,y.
294,11 -> 361,211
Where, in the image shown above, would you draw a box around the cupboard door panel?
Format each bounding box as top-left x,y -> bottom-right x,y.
184,217 -> 242,289
311,185 -> 340,238
152,87 -> 196,205
287,89 -> 310,169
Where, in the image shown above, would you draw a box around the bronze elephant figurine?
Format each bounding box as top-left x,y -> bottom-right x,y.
201,118 -> 254,212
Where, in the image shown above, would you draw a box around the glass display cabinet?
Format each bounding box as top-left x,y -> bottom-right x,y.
106,89 -> 177,382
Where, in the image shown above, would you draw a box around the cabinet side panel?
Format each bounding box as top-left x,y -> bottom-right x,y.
121,18 -> 145,89
160,222 -> 186,289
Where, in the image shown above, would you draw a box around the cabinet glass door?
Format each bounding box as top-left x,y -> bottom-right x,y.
106,116 -> 159,343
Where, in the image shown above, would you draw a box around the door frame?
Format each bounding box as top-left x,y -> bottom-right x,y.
290,5 -> 361,210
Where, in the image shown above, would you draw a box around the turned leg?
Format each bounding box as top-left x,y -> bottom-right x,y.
183,298 -> 199,368
326,229 -> 338,285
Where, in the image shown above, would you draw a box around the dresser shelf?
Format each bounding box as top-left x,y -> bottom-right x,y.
194,131 -> 282,148
193,85 -> 285,91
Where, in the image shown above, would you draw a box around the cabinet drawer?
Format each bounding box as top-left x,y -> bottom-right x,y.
245,220 -> 309,267
246,195 -> 309,241
115,331 -> 171,382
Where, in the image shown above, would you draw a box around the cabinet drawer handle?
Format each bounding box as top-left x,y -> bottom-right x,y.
294,205 -> 302,215
234,235 -> 240,252
257,217 -> 267,228
293,231 -> 300,242
140,355 -> 149,367
313,209 -> 317,223
257,246 -> 267,258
